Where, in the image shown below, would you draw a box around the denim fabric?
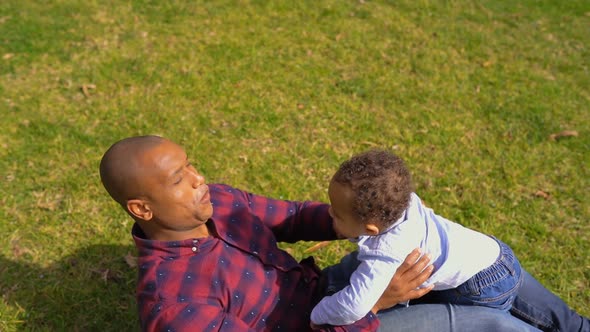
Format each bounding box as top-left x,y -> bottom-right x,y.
322,250 -> 589,331
377,303 -> 541,332
417,238 -> 522,311
510,270 -> 590,332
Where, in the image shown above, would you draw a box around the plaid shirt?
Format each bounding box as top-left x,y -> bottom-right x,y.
133,183 -> 379,331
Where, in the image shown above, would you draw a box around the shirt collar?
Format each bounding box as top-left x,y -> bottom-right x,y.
132,222 -> 215,257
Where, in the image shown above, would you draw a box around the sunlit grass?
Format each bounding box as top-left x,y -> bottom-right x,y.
0,0 -> 588,330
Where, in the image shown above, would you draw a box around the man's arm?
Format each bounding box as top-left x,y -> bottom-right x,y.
233,185 -> 338,242
145,302 -> 254,332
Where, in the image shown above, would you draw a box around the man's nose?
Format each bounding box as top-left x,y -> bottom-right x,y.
190,171 -> 205,188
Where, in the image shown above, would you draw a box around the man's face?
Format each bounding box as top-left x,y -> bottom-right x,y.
328,179 -> 367,239
138,140 -> 213,232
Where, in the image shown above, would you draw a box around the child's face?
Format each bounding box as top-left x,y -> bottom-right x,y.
328,180 -> 370,239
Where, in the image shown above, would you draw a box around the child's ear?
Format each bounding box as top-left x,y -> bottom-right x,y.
365,223 -> 380,236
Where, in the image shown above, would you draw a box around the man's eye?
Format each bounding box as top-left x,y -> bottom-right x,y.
174,177 -> 182,185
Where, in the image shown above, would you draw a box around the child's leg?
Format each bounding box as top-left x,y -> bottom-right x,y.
415,238 -> 522,311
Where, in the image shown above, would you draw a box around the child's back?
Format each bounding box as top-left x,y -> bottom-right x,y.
357,192 -> 500,291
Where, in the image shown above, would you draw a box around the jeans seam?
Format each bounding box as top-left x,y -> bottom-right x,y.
510,305 -> 558,332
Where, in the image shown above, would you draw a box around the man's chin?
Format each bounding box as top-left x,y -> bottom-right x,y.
197,206 -> 214,222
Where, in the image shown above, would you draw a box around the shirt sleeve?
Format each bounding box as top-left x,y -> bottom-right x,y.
316,312 -> 381,332
310,253 -> 400,326
148,302 -> 256,332
239,186 -> 339,242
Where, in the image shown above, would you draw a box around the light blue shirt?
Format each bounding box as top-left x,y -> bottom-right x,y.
311,193 -> 500,326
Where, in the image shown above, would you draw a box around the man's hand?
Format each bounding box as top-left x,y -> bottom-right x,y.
371,248 -> 434,314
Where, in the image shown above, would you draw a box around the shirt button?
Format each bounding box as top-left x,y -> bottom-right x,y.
192,247 -> 198,252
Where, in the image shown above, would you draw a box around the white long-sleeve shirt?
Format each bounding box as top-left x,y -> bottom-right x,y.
310,193 -> 500,326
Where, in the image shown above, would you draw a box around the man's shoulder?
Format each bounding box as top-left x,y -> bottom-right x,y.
209,183 -> 244,201
208,183 -> 249,205
209,183 -> 233,192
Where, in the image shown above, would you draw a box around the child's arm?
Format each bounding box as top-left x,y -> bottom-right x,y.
311,253 -> 402,326
371,248 -> 434,313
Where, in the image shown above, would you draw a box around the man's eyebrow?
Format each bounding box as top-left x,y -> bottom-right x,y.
171,156 -> 188,177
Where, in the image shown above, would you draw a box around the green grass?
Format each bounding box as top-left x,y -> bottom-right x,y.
1,0 -> 588,330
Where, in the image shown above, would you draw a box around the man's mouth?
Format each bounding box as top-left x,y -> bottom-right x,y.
197,186 -> 210,204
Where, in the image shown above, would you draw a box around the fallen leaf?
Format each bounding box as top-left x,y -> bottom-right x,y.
91,268 -> 110,282
304,241 -> 331,253
534,190 -> 551,200
482,60 -> 494,67
124,253 -> 138,268
3,53 -> 14,60
11,239 -> 24,258
549,130 -> 578,141
360,141 -> 379,147
81,84 -> 96,97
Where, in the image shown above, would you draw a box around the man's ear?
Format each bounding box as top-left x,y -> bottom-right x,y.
127,199 -> 153,221
365,223 -> 380,236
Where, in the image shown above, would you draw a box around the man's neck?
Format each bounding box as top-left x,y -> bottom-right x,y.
139,222 -> 211,241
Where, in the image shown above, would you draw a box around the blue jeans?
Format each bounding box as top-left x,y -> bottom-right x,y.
377,303 -> 541,332
511,270 -> 590,332
322,251 -> 589,332
416,238 -> 522,311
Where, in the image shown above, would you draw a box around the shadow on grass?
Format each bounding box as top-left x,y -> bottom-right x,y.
0,244 -> 138,331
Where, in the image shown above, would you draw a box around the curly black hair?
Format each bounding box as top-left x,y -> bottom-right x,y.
332,149 -> 413,227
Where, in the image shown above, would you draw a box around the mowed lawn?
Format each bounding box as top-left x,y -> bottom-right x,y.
0,1 -> 588,330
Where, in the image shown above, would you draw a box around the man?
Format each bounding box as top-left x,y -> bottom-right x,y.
99,135 -> 585,331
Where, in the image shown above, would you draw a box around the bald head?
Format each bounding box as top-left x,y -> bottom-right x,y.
99,135 -> 167,205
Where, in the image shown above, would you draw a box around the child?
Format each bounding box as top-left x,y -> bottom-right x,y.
310,149 -> 523,327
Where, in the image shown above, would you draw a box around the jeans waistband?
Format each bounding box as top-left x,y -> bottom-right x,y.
469,236 -> 521,288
